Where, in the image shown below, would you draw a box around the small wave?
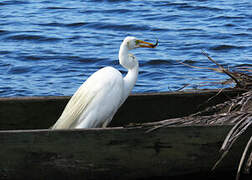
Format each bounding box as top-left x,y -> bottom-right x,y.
179,4 -> 222,12
24,56 -> 44,61
233,33 -> 250,37
90,0 -> 131,2
24,55 -> 80,61
224,23 -> 235,27
143,59 -> 173,66
151,28 -> 169,32
0,87 -> 14,96
46,7 -> 74,10
37,22 -> 87,28
177,28 -> 204,32
68,35 -> 82,40
0,51 -> 11,55
77,58 -> 105,64
156,14 -> 181,21
193,5 -> 223,12
210,45 -> 244,51
0,0 -> 29,5
154,2 -> 188,7
86,22 -> 150,31
8,66 -> 31,74
37,22 -> 64,27
103,9 -> 132,14
0,29 -> 10,35
5,34 -> 61,42
66,22 -> 87,27
209,15 -> 245,21
155,2 -> 222,12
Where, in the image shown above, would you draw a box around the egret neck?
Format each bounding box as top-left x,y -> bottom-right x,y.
119,42 -> 139,101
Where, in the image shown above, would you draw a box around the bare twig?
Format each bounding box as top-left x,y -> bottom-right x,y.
177,60 -> 223,73
201,50 -> 243,87
245,151 -> 252,174
236,136 -> 252,180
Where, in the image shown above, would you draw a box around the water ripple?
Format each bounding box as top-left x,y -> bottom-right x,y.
85,22 -> 150,31
37,22 -> 87,28
0,30 -> 10,35
210,45 -> 245,51
8,65 -> 32,74
0,0 -> 29,5
4,34 -> 61,42
143,59 -> 173,66
45,6 -> 75,10
0,0 -> 251,96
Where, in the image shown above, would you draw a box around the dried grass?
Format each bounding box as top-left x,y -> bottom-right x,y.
153,52 -> 252,179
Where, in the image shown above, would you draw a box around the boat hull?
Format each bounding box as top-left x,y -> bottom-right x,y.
0,89 -> 251,179
0,126 -> 251,180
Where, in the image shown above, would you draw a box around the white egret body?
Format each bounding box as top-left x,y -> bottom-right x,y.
52,37 -> 157,129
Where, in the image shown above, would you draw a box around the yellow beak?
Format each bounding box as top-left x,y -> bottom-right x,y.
138,39 -> 158,48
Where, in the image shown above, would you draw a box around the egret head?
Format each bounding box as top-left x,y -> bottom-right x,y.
123,36 -> 158,50
119,36 -> 158,70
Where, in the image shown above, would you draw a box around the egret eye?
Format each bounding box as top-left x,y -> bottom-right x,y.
135,40 -> 140,45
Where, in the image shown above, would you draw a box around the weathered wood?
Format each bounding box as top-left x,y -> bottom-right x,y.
0,89 -> 251,179
0,126 -> 251,180
0,89 -> 245,130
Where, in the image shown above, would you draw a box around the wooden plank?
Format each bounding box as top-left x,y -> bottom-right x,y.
0,89 -> 245,130
0,125 -> 251,180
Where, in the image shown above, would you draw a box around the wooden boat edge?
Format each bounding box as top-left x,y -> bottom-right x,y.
0,89 -> 251,179
0,125 -> 251,180
0,89 -> 246,130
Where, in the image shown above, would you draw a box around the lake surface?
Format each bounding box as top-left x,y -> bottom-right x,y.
0,0 -> 251,97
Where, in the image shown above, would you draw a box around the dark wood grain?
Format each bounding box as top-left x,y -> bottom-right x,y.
0,126 -> 251,180
0,89 -> 250,180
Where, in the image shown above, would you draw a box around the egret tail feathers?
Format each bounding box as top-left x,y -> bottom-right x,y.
51,85 -> 95,129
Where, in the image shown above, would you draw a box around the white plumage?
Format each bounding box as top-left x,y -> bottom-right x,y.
52,36 -> 157,129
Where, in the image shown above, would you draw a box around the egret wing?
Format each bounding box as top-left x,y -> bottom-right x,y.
52,67 -> 123,129
51,82 -> 96,129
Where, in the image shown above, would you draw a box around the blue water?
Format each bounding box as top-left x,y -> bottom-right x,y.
0,0 -> 251,97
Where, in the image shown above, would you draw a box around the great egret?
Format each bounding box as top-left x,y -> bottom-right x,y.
52,36 -> 158,129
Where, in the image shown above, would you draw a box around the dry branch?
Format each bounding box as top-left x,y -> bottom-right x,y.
176,52 -> 252,179
179,51 -> 252,90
